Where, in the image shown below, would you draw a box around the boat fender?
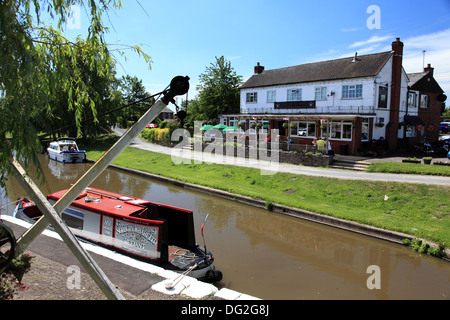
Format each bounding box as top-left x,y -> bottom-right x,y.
206,270 -> 223,282
76,190 -> 88,199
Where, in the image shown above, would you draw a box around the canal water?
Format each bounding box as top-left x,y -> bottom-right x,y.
1,154 -> 449,300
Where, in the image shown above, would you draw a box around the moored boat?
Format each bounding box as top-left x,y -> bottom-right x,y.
47,138 -> 86,163
13,187 -> 222,282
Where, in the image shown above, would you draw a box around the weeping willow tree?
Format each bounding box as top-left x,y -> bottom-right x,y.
0,0 -> 151,185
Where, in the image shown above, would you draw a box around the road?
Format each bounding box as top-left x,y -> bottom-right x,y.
115,128 -> 450,186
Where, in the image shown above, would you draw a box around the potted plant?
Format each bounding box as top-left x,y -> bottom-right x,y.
402,157 -> 421,164
433,161 -> 450,166
423,157 -> 432,165
5,253 -> 34,282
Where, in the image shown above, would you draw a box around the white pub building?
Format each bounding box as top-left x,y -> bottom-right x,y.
219,38 -> 445,155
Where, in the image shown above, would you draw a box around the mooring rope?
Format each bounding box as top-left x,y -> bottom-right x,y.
0,199 -> 21,220
165,262 -> 199,290
0,200 -> 21,210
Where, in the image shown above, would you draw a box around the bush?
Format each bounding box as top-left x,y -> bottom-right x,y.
407,238 -> 446,258
141,123 -> 180,143
1,253 -> 34,300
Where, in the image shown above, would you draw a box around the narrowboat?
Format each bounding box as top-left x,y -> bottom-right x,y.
13,187 -> 222,282
47,138 -> 86,163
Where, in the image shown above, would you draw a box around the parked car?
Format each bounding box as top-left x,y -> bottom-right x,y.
440,122 -> 450,133
146,123 -> 158,128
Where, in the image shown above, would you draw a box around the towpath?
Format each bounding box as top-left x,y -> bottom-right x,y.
2,216 -> 254,301
114,128 -> 450,186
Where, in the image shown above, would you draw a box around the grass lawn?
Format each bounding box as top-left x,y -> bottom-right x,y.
368,161 -> 450,176
83,134 -> 450,247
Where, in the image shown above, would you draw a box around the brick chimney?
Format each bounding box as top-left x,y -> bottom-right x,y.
386,38 -> 404,151
424,63 -> 434,76
254,62 -> 264,74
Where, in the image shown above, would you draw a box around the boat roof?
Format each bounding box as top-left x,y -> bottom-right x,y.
47,187 -> 192,219
50,139 -> 78,145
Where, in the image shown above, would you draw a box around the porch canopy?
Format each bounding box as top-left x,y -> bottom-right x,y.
404,115 -> 425,126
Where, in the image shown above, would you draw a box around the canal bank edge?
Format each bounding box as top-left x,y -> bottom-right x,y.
93,160 -> 450,261
2,215 -> 260,301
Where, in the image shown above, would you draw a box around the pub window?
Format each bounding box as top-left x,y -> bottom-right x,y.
378,86 -> 388,108
229,116 -> 238,127
329,121 -> 352,140
408,92 -> 417,108
249,120 -> 257,134
287,88 -> 302,101
267,91 -> 276,103
259,119 -> 269,134
246,92 -> 258,103
330,122 -> 342,139
361,118 -> 369,141
342,123 -> 352,139
406,125 -> 415,138
420,94 -> 429,108
290,121 -> 316,138
342,84 -> 362,99
307,122 -> 316,137
315,87 -> 327,100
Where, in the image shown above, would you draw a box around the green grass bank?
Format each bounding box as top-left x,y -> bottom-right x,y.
83,134 -> 450,249
367,161 -> 450,177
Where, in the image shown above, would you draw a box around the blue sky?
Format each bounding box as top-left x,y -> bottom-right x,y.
64,0 -> 450,107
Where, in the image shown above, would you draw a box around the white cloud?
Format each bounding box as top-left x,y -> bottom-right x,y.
402,28 -> 450,94
349,35 -> 394,49
342,30 -> 450,94
340,27 -> 363,33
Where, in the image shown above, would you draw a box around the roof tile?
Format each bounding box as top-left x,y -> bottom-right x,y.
240,51 -> 393,89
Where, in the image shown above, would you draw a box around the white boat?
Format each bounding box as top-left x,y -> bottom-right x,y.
47,138 -> 86,163
13,187 -> 222,282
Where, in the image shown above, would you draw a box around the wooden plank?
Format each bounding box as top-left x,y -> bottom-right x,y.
11,159 -> 125,300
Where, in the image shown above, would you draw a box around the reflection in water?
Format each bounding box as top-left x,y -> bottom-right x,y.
1,155 -> 449,300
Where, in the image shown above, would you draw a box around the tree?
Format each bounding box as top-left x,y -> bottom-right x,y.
442,104 -> 450,120
0,0 -> 151,184
186,56 -> 242,125
31,38 -> 124,139
117,75 -> 153,127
